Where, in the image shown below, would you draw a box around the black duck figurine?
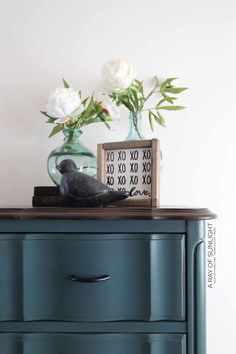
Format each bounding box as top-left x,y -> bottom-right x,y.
56,159 -> 129,207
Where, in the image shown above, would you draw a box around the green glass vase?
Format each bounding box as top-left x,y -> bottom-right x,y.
125,111 -> 145,141
47,129 -> 97,185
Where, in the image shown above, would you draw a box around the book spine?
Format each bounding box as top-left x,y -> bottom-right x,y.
32,196 -> 64,207
34,186 -> 60,196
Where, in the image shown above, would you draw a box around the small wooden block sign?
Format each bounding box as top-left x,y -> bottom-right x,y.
97,139 -> 160,207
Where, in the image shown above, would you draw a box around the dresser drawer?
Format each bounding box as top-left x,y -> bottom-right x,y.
23,234 -> 185,321
0,333 -> 186,354
0,240 -> 22,321
0,334 -> 21,354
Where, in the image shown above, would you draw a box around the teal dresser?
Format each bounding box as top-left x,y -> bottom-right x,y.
0,207 -> 216,354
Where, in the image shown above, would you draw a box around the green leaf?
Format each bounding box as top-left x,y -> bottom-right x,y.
48,124 -> 64,138
82,97 -> 89,106
99,115 -> 111,129
161,93 -> 178,104
156,111 -> 166,127
160,78 -> 178,90
131,90 -> 140,110
83,96 -> 96,118
130,85 -> 138,93
62,78 -> 70,88
69,120 -> 79,131
149,111 -> 154,131
136,80 -> 144,95
119,97 -> 135,112
134,79 -> 142,85
158,105 -> 186,110
40,111 -> 55,120
84,115 -> 111,129
46,118 -> 55,124
84,117 -> 102,125
156,98 -> 166,108
165,87 -> 188,94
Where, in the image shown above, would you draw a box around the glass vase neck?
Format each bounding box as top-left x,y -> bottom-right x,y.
125,111 -> 145,141
63,129 -> 82,142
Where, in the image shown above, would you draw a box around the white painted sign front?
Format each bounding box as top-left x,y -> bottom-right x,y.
105,147 -> 152,200
97,139 -> 160,207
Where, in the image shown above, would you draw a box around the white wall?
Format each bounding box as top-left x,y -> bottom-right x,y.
0,0 -> 235,352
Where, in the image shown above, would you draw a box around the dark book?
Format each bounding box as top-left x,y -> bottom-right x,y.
32,195 -> 64,207
34,186 -> 60,196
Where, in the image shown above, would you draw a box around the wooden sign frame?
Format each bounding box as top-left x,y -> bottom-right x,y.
97,139 -> 160,207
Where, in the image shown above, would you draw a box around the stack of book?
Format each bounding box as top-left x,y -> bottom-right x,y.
32,186 -> 64,207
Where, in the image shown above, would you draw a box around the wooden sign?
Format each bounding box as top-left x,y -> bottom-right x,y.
97,139 -> 160,207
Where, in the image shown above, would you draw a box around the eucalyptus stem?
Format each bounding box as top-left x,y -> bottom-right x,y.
132,112 -> 143,139
143,88 -> 159,104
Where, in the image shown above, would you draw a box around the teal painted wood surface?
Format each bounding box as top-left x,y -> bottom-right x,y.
0,219 -> 186,233
0,240 -> 22,320
0,234 -> 185,321
186,220 -> 206,354
0,208 -> 216,354
0,321 -> 187,333
0,334 -> 186,354
0,334 -> 22,354
24,234 -> 185,321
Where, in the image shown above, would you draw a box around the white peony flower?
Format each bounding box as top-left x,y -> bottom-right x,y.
102,59 -> 136,91
46,87 -> 84,123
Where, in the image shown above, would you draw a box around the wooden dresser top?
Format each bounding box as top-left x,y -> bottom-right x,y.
0,207 -> 217,221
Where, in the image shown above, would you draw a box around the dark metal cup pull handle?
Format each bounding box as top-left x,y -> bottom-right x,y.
68,274 -> 110,283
